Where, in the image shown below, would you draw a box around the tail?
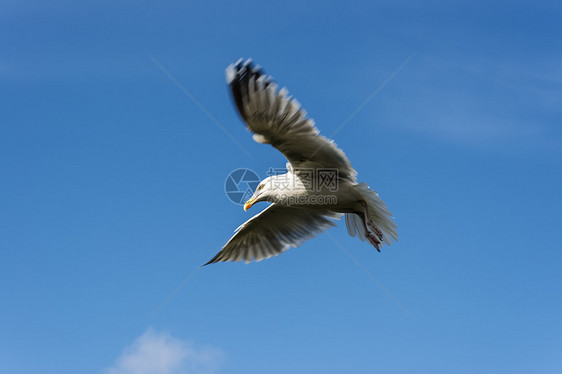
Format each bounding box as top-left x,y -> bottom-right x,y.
345,182 -> 398,248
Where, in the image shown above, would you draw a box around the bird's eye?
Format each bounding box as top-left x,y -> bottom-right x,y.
258,184 -> 264,190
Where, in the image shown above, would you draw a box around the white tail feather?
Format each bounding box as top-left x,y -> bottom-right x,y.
345,182 -> 398,246
345,213 -> 366,241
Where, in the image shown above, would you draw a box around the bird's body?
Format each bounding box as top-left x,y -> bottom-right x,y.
205,59 -> 397,265
256,171 -> 360,212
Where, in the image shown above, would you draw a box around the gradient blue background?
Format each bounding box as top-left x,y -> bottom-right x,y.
1,1 -> 561,373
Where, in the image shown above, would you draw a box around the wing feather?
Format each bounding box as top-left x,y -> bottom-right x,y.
204,204 -> 341,265
226,59 -> 357,182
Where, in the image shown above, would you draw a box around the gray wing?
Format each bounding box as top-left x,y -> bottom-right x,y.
204,204 -> 341,265
226,59 -> 357,183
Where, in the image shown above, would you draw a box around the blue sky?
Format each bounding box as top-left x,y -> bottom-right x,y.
1,0 -> 561,373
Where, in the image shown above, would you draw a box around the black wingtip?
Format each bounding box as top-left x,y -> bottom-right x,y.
202,251 -> 222,266
225,58 -> 274,122
225,58 -> 261,85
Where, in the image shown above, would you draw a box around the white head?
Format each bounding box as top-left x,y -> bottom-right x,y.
243,176 -> 275,211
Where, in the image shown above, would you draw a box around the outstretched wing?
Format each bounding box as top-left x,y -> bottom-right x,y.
205,205 -> 341,265
226,59 -> 357,183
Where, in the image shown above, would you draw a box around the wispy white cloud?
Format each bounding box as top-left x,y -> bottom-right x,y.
379,53 -> 562,149
105,328 -> 223,374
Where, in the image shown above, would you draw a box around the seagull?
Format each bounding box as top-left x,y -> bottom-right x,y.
205,59 -> 397,265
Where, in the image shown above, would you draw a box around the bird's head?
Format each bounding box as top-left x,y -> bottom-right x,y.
243,177 -> 275,211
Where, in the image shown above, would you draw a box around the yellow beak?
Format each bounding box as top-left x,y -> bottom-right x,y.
243,197 -> 256,211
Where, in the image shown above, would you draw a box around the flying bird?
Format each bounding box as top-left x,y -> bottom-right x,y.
205,59 -> 397,265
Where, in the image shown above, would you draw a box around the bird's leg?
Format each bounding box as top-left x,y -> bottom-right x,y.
359,200 -> 383,251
